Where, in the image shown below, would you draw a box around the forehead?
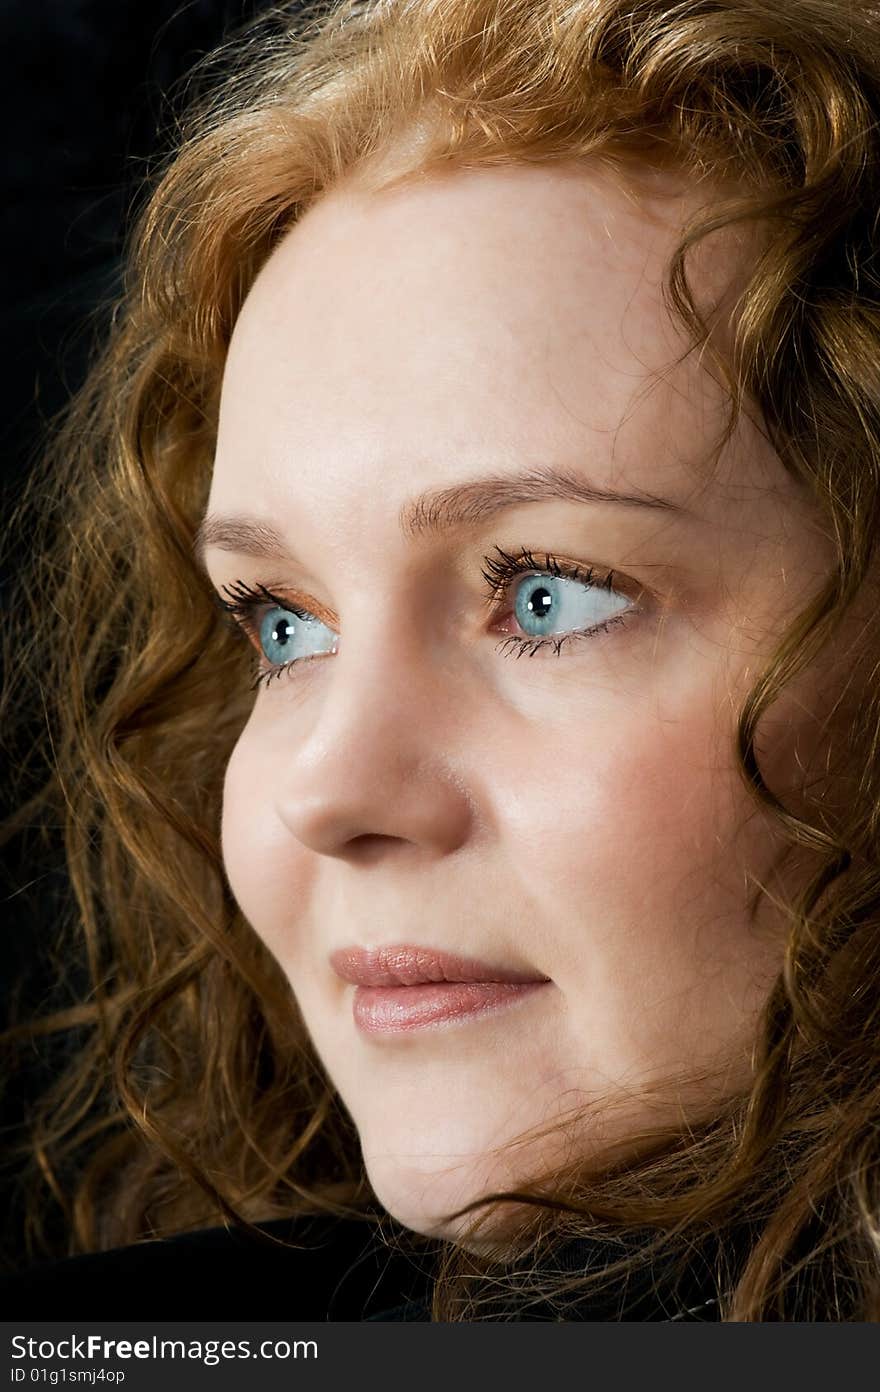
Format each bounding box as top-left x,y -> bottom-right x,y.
211,160 -> 784,532
224,159 -> 708,397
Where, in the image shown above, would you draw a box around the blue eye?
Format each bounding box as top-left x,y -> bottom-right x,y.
217,579 -> 338,690
215,547 -> 637,692
483,546 -> 636,660
258,606 -> 338,669
511,572 -> 630,639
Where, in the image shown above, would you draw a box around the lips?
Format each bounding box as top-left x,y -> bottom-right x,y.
329,944 -> 553,1035
329,942 -> 551,987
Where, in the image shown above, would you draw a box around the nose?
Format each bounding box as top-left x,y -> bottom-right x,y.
274,623 -> 476,860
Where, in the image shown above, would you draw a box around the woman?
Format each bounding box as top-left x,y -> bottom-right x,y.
2,0 -> 879,1321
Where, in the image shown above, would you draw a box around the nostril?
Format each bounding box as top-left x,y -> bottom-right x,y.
346,832 -> 409,864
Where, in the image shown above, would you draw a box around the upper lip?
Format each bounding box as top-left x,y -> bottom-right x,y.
329,943 -> 551,987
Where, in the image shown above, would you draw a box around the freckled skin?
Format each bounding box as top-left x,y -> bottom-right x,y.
207,161 -> 857,1244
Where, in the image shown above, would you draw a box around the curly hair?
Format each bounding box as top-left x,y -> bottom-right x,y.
3,0 -> 880,1320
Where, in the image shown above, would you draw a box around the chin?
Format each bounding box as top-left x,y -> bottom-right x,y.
361,1142 -> 543,1253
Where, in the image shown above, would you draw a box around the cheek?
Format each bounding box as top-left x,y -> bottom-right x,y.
498,685 -> 775,976
495,694 -> 785,1091
220,727 -> 314,960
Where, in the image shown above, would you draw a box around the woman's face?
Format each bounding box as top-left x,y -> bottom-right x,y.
202,160 -> 843,1242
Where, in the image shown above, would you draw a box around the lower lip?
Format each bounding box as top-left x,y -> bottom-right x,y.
351,980 -> 550,1034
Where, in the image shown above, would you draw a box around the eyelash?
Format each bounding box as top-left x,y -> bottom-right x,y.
214,545 -> 634,691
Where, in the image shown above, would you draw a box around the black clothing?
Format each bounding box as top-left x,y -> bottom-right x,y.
0,1215 -> 430,1321
0,1214 -> 727,1320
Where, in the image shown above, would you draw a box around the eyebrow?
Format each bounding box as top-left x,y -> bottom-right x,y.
192,463 -> 686,572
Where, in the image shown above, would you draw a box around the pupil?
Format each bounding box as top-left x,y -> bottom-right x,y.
528,584 -> 553,616
272,617 -> 292,647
